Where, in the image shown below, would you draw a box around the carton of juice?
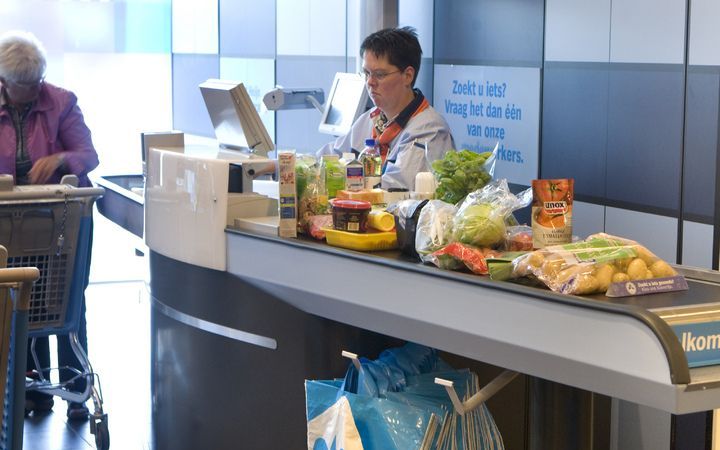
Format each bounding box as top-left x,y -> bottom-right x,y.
278,150 -> 298,238
531,179 -> 573,248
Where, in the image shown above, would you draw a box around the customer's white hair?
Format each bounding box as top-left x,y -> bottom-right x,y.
0,31 -> 47,84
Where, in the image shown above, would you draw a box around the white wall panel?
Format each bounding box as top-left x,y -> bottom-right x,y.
309,0 -> 346,56
277,0 -> 310,55
605,207 -> 678,263
572,201 -> 605,240
610,0 -> 685,64
688,0 -> 720,66
278,0 -> 345,56
172,0 -> 218,54
544,0 -> 610,62
682,221 -> 714,269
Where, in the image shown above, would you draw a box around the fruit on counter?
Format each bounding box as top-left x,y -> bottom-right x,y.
432,149 -> 493,204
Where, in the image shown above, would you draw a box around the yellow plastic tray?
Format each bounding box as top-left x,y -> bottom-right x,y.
323,228 -> 398,252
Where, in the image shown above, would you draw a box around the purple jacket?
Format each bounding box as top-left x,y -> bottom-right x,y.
0,82 -> 99,186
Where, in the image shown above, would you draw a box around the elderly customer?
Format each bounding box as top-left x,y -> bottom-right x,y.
317,26 -> 455,191
0,30 -> 99,420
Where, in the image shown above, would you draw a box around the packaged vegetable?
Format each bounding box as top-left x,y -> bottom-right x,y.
431,144 -> 497,204
414,200 -> 457,262
296,155 -> 329,234
451,179 -> 532,249
509,233 -> 679,295
428,243 -> 502,275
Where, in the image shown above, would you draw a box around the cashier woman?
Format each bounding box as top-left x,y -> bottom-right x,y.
317,27 -> 455,191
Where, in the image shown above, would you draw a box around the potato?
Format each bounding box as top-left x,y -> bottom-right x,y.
649,260 -> 675,278
556,266 -> 584,284
572,274 -> 600,295
593,264 -> 615,291
515,251 -> 544,277
634,245 -> 656,265
540,256 -> 565,279
612,272 -> 630,283
644,269 -> 654,279
613,257 -> 632,272
526,251 -> 545,268
626,258 -> 648,280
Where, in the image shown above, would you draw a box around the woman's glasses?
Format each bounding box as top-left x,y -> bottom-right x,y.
360,69 -> 401,82
7,77 -> 44,89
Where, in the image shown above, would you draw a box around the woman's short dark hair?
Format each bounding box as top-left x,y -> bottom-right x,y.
360,26 -> 422,87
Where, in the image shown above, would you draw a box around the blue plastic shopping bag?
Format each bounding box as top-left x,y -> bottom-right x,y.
306,344 -> 506,450
306,379 -> 439,450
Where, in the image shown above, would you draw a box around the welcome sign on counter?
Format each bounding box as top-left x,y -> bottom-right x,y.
433,65 -> 541,185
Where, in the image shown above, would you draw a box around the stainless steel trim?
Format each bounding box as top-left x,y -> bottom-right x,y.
151,296 -> 277,350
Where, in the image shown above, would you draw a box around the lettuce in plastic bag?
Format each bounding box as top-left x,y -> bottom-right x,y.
452,179 -> 532,249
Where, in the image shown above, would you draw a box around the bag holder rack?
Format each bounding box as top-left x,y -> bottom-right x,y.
341,350 -> 519,416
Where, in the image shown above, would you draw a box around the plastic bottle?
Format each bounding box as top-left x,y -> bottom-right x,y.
342,154 -> 364,191
411,171 -> 436,200
321,154 -> 345,198
358,138 -> 382,189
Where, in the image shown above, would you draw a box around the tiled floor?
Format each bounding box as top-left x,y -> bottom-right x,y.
21,213 -> 151,450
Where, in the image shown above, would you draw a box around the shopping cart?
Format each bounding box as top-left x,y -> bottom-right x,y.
0,245 -> 38,450
0,175 -> 108,450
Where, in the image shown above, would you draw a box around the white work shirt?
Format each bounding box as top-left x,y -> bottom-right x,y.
316,105 -> 455,191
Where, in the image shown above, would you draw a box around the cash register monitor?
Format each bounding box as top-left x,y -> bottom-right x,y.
199,79 -> 274,156
318,72 -> 369,137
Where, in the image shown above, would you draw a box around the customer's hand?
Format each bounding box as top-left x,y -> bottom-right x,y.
28,153 -> 65,184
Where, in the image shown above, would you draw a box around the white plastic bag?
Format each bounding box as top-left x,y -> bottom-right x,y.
307,395 -> 363,450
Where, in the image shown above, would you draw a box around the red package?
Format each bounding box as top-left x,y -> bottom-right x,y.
307,215 -> 333,240
431,242 -> 499,275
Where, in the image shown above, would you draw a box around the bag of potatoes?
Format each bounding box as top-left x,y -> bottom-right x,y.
511,233 -> 677,295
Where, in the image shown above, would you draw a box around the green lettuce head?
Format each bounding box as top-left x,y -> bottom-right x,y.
453,203 -> 506,248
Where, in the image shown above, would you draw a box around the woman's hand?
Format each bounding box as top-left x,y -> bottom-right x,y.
28,153 -> 65,184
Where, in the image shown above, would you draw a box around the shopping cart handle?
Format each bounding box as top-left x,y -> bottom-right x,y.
0,186 -> 105,201
0,267 -> 40,283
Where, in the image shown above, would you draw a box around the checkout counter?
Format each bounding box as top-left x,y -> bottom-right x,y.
96,78 -> 720,450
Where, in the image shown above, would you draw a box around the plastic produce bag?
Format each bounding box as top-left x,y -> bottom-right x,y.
510,233 -> 679,295
296,154 -> 329,234
452,179 -> 531,249
432,144 -> 498,205
414,200 -> 458,266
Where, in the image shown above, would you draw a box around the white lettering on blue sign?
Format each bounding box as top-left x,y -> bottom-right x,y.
682,331 -> 720,352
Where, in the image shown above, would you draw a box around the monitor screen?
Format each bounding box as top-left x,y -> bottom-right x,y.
318,72 -> 370,137
199,79 -> 274,156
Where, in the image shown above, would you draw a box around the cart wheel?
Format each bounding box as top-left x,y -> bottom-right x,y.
94,418 -> 110,450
